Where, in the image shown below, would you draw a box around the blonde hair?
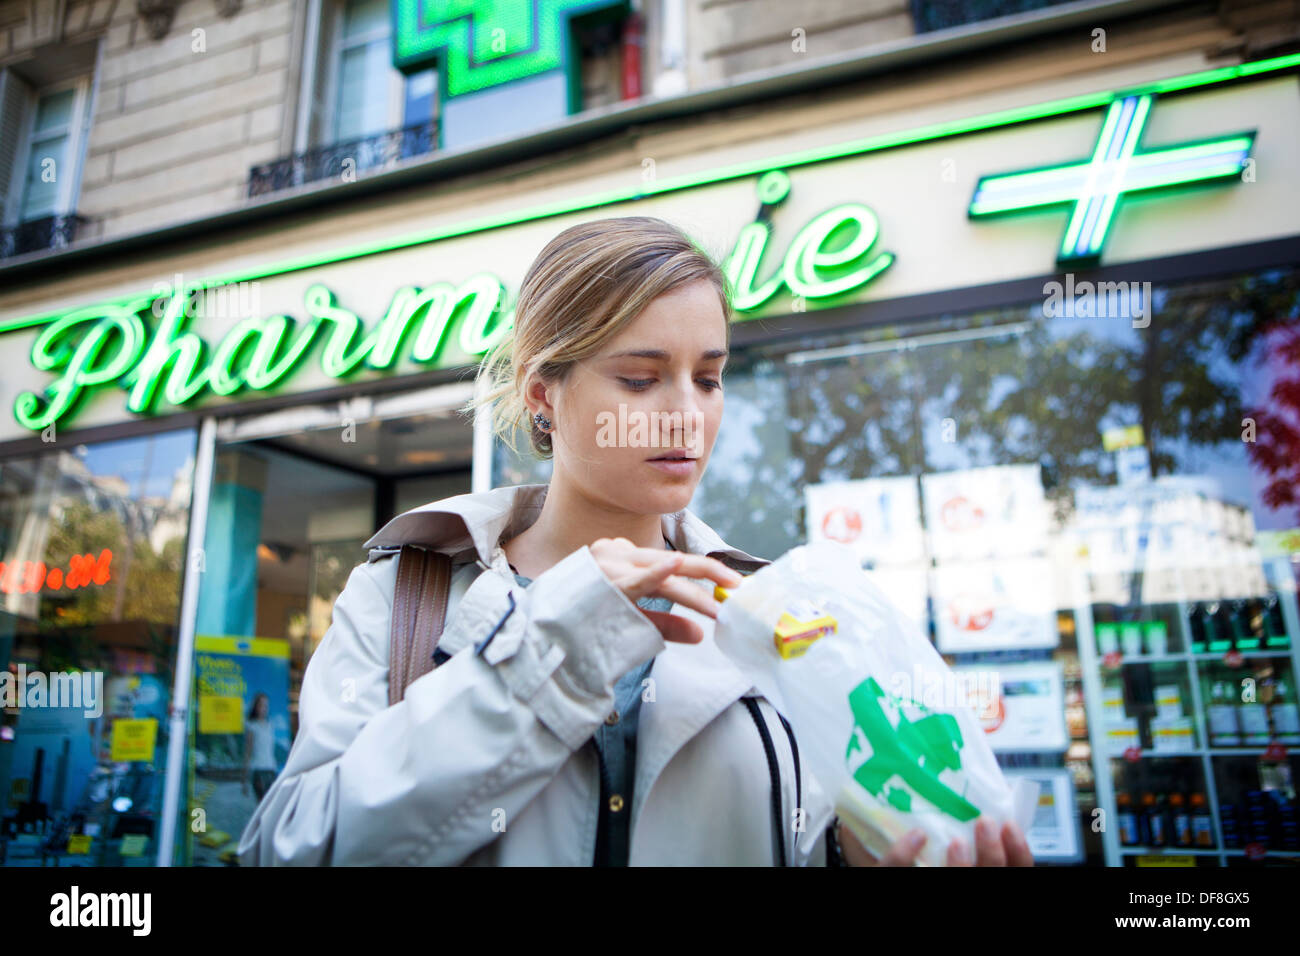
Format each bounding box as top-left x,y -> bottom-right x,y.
463,216 -> 734,458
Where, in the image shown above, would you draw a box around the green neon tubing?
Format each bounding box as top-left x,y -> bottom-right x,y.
15,306 -> 147,430
783,204 -> 895,299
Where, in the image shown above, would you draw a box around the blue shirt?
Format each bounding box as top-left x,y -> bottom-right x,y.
509,540 -> 675,866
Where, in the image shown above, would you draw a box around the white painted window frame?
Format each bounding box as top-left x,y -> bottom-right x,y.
8,73 -> 92,225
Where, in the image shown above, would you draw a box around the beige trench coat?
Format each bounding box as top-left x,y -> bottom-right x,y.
237,483 -> 836,865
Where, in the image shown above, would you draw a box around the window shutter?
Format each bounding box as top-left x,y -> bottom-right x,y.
0,68 -> 33,226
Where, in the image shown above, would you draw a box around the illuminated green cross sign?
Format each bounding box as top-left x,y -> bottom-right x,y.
969,93 -> 1255,266
392,0 -> 628,93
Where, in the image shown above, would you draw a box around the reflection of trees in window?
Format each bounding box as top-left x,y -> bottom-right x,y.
39,498 -> 184,629
775,266 -> 1298,527
693,361 -> 807,558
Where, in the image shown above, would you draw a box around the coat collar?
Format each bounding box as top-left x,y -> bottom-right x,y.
363,482 -> 770,575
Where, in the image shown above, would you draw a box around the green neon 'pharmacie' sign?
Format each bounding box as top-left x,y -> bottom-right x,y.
12,171 -> 893,432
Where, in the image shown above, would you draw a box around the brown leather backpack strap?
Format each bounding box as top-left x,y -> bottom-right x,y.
388,545 -> 453,706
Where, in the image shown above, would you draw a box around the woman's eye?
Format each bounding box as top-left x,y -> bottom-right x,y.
619,377 -> 655,390
697,379 -> 722,391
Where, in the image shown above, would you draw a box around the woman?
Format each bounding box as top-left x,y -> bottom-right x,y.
242,693 -> 277,803
238,216 -> 1032,867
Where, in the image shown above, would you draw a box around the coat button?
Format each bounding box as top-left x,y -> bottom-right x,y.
609,794 -> 625,813
605,710 -> 620,725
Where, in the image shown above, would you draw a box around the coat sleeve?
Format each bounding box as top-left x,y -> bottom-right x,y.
236,544 -> 665,865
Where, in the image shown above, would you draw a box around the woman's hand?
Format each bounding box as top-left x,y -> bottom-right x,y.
588,537 -> 743,644
838,817 -> 1034,866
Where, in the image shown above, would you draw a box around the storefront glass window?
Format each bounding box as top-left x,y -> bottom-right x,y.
0,429 -> 197,866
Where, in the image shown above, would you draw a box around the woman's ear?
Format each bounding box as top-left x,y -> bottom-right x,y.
523,374 -> 556,425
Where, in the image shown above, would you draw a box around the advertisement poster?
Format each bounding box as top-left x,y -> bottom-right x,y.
922,464 -> 1048,561
1003,767 -> 1082,863
804,476 -> 924,565
952,661 -> 1068,752
931,557 -> 1059,652
188,635 -> 290,866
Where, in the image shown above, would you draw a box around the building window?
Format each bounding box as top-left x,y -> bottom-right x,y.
0,70 -> 92,258
0,429 -> 198,867
326,0 -> 437,147
248,0 -> 437,197
911,0 -> 1079,33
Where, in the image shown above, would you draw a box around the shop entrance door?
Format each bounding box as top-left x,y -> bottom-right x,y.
184,384 -> 474,865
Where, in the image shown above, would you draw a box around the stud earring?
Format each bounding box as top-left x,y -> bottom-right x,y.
533,411 -> 552,432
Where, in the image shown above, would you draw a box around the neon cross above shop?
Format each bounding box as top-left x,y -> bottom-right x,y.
968,93 -> 1256,266
391,0 -> 627,88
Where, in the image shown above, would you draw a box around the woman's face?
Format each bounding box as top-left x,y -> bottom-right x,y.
544,278 -> 727,517
255,696 -> 268,718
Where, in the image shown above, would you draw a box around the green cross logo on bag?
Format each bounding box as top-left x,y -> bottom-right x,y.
845,676 -> 981,821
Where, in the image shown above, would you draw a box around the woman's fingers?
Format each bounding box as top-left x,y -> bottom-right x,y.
664,553 -> 744,588
948,820 -> 1032,866
639,608 -> 704,644
648,573 -> 732,619
613,550 -> 686,600
946,838 -> 973,866
878,829 -> 928,866
612,552 -> 742,611
972,818 -> 1008,866
1001,821 -> 1035,866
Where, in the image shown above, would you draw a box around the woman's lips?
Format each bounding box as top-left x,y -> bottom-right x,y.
646,455 -> 697,476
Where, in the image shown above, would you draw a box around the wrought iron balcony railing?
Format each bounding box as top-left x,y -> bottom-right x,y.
0,213 -> 88,259
912,0 -> 1077,32
247,120 -> 440,198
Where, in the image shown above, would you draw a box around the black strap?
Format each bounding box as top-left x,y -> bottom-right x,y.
742,696 -> 787,867
775,710 -> 801,833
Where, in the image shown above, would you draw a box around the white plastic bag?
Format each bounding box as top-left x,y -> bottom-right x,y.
713,541 -> 1039,866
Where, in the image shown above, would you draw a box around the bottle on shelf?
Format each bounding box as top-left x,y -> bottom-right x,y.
1117,791 -> 1139,846
1169,793 -> 1192,847
1208,601 -> 1237,653
1218,799 -> 1239,848
1232,597 -> 1262,651
1145,792 -> 1168,847
1096,622 -> 1120,657
1268,679 -> 1300,745
1187,603 -> 1210,654
1120,620 -> 1144,658
1239,681 -> 1272,746
1144,619 -> 1169,657
1245,790 -> 1272,850
1208,681 -> 1242,747
1278,795 -> 1299,851
1190,792 -> 1214,847
1262,592 -> 1290,649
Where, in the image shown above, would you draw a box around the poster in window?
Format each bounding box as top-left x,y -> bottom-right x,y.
804,476 -> 924,565
921,464 -> 1048,561
931,556 -> 1059,652
951,660 -> 1068,752
188,635 -> 290,866
1002,767 -> 1082,863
